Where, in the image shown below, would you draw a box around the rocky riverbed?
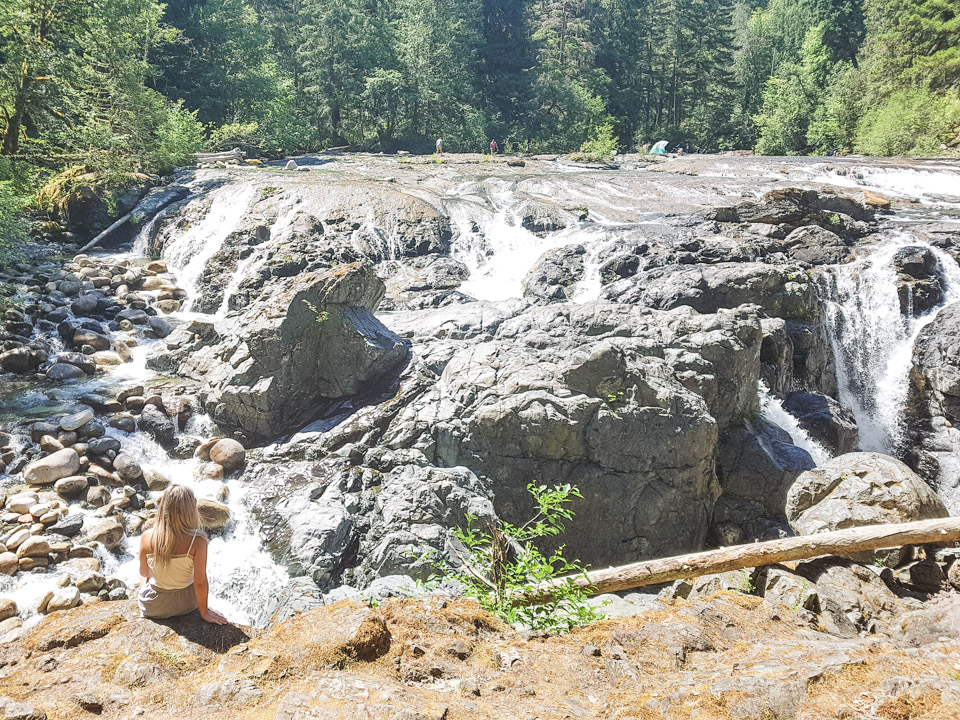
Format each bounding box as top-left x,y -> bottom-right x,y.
1,152 -> 960,717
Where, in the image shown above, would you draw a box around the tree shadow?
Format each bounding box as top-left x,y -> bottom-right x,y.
153,610 -> 252,653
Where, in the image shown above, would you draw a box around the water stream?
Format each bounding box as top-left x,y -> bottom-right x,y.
4,157 -> 960,627
819,234 -> 960,453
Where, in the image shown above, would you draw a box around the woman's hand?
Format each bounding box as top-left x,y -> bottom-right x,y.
201,608 -> 229,625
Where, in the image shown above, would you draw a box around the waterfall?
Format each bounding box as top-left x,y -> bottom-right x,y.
758,382 -> 832,467
160,184 -> 257,310
103,416 -> 288,627
446,182 -> 618,302
819,233 -> 960,453
807,163 -> 960,204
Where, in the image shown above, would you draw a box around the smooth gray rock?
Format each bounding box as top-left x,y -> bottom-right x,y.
786,452 -> 948,539
22,448 -> 81,486
46,363 -> 85,381
148,263 -> 410,442
137,404 -> 176,448
522,244 -> 586,303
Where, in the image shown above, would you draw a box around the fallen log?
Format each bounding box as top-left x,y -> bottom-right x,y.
517,516 -> 960,605
77,208 -> 138,253
194,148 -> 245,163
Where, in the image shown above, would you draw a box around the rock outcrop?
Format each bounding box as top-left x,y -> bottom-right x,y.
1,590 -> 959,720
149,263 -> 410,442
786,452 -> 948,542
906,303 -> 960,494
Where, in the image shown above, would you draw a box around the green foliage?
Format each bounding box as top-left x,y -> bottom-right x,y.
733,569 -> 755,593
302,299 -> 330,325
0,180 -> 28,265
434,484 -> 603,633
150,103 -> 205,173
150,0 -> 284,126
3,0 -> 960,184
856,89 -> 960,156
580,121 -> 619,159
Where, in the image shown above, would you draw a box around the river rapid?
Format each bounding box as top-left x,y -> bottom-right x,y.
2,152 -> 959,627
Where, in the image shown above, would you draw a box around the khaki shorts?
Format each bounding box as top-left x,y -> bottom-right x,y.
138,583 -> 198,619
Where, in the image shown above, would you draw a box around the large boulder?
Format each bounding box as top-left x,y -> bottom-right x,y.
209,439 -> 245,472
780,225 -> 854,266
22,449 -> 81,486
786,452 -> 948,538
137,404 -> 176,448
379,302 -> 763,567
198,500 -> 231,530
149,263 -> 410,442
83,518 -> 125,551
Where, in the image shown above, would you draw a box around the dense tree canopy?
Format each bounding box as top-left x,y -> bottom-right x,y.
0,0 -> 957,169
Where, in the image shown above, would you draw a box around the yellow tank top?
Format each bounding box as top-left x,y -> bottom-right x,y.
147,532 -> 199,590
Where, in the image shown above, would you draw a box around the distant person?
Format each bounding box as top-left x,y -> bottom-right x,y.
678,144 -> 685,156
138,485 -> 228,624
490,140 -> 499,155
436,137 -> 443,155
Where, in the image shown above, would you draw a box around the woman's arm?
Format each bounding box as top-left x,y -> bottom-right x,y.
192,536 -> 228,624
138,531 -> 152,584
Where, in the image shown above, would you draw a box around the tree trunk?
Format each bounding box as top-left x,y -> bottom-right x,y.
1,92 -> 27,156
516,517 -> 960,605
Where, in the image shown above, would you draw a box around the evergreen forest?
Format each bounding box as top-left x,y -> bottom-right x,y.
0,0 -> 958,184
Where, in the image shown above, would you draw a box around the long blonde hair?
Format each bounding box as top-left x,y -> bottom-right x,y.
152,485 -> 203,567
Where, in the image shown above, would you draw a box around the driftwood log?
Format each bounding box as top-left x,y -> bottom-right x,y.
517,516 -> 960,605
77,208 -> 139,253
194,148 -> 245,163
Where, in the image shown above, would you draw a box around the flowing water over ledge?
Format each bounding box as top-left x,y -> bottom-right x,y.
3,153 -> 960,622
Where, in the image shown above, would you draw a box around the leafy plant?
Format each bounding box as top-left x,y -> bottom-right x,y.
433,483 -> 603,633
605,390 -> 625,405
579,120 -> 618,160
733,569 -> 756,594
302,298 -> 330,325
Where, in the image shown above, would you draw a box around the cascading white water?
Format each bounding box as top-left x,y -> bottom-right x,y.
820,233 -> 960,452
446,182 -> 622,302
758,382 -> 833,467
808,164 -> 960,204
447,199 -> 556,301
107,419 -> 288,626
160,184 -> 257,310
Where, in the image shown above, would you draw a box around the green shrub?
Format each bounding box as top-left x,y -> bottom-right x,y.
855,90 -> 960,156
432,483 -> 603,633
149,102 -> 204,173
579,121 -> 618,160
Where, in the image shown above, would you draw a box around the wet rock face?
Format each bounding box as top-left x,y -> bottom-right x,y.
783,391 -> 859,454
892,245 -> 945,316
713,418 -> 814,544
905,302 -> 960,490
522,244 -> 586,303
149,263 -> 410,443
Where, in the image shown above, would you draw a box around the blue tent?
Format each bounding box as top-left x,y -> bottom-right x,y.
649,140 -> 669,155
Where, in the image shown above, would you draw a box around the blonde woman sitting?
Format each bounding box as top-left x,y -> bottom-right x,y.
138,485 -> 228,624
